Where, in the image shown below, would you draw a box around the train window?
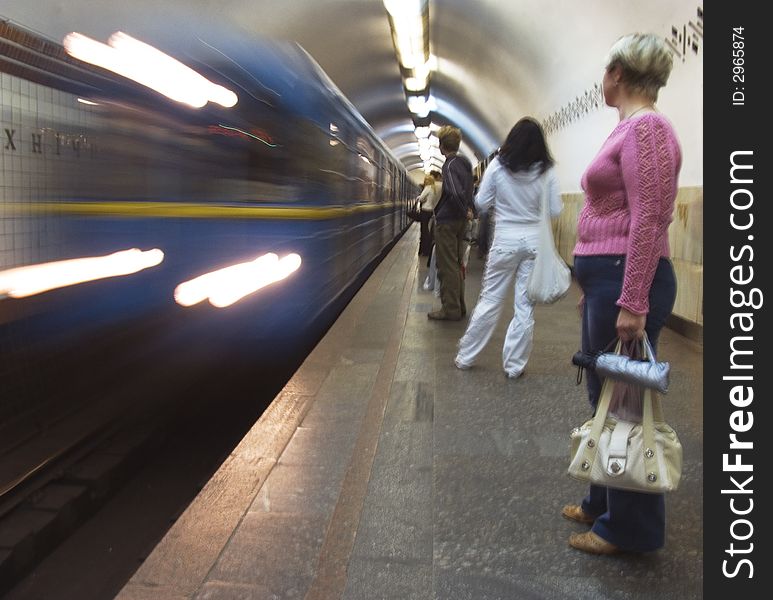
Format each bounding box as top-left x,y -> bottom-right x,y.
355,137 -> 378,203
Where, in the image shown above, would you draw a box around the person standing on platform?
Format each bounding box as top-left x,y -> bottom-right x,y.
562,32 -> 681,555
454,118 -> 562,378
417,173 -> 440,258
428,126 -> 474,321
423,171 -> 443,295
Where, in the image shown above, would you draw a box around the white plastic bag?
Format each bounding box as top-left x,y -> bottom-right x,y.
526,176 -> 570,304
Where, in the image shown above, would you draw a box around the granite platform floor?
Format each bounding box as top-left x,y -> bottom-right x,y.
117,226 -> 703,600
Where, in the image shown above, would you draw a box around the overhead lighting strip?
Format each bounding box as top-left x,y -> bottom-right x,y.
383,0 -> 440,173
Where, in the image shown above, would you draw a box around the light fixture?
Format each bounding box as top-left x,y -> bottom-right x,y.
404,76 -> 428,92
383,0 -> 438,170
383,0 -> 426,69
407,95 -> 429,116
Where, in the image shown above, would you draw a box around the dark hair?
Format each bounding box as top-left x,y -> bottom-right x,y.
498,117 -> 554,174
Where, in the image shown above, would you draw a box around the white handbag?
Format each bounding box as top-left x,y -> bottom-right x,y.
525,175 -> 570,304
568,338 -> 683,493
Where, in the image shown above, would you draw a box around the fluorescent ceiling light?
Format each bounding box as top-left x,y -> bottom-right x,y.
412,57 -> 435,80
383,0 -> 423,19
407,95 -> 432,116
383,0 -> 426,70
404,76 -> 428,92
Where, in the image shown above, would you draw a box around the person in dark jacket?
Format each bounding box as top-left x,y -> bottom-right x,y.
428,126 -> 474,321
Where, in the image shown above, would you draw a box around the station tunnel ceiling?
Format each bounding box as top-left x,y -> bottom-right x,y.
2,0 -> 697,178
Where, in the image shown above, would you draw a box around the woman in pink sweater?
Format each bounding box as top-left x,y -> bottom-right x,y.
562,33 -> 681,555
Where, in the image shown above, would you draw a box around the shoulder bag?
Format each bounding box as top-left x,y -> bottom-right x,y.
407,199 -> 422,222
525,175 -> 570,304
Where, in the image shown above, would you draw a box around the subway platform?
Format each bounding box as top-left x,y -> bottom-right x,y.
117,226 -> 703,600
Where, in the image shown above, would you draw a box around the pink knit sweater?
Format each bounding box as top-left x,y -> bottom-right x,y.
574,113 -> 682,315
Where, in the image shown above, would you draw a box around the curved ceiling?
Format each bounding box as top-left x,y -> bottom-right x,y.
1,0 -> 695,179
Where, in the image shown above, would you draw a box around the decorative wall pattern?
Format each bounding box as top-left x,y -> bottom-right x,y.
542,84 -> 604,136
542,5 -> 703,136
665,6 -> 703,63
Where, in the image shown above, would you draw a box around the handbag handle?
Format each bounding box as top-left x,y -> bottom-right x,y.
604,334 -> 655,362
577,334 -> 666,489
538,173 -> 550,227
639,333 -> 665,421
536,172 -> 559,253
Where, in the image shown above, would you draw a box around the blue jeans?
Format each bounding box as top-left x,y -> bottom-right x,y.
573,254 -> 677,552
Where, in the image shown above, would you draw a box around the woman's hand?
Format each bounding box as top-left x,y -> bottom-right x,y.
616,307 -> 646,341
577,294 -> 585,317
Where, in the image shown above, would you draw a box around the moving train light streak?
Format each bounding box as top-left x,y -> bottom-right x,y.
174,253 -> 302,308
0,249 -> 164,299
63,31 -> 238,108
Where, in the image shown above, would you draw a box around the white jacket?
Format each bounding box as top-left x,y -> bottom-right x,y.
418,182 -> 442,211
475,158 -> 562,246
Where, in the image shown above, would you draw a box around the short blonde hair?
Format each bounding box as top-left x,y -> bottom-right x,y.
605,33 -> 673,101
437,125 -> 462,153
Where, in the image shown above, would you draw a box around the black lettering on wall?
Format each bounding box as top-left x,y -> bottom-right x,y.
31,132 -> 42,153
4,128 -> 16,151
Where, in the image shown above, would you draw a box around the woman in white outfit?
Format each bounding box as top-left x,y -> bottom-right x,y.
455,118 -> 562,378
417,172 -> 441,258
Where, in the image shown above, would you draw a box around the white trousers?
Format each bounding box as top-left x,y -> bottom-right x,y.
455,231 -> 539,377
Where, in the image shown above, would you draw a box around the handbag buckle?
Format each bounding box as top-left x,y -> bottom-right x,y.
606,420 -> 634,477
606,457 -> 626,476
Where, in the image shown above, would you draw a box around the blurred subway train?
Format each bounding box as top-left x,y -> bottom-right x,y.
0,17 -> 416,431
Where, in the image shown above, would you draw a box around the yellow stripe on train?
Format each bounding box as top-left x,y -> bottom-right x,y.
15,201 -> 401,220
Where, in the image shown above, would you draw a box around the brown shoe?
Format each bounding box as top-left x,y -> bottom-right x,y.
428,310 -> 461,321
561,504 -> 595,524
568,531 -> 620,555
